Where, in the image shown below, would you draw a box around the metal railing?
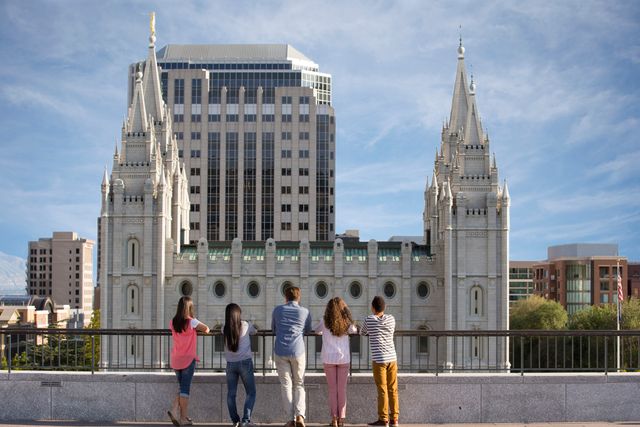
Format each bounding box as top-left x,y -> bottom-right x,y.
1,328 -> 639,374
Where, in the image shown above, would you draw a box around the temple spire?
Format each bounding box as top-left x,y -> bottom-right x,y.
448,41 -> 484,146
102,166 -> 109,187
127,66 -> 148,132
449,40 -> 469,135
142,11 -> 165,123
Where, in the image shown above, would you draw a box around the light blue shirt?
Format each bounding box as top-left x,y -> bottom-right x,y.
272,301 -> 312,357
223,320 -> 257,363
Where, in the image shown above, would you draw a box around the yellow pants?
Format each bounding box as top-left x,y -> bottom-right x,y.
372,361 -> 399,421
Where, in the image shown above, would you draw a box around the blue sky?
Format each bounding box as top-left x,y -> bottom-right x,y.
0,0 -> 638,262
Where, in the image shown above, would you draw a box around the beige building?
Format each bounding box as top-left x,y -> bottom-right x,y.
27,232 -> 94,315
129,43 -> 336,244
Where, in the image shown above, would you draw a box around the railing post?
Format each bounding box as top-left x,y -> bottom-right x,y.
520,336 -> 524,376
91,335 -> 95,374
8,334 -> 11,374
604,336 -> 608,375
435,336 -> 439,377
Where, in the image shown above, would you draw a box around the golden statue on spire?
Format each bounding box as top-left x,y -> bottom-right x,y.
150,12 -> 156,38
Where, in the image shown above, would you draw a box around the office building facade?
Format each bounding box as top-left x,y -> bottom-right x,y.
508,261 -> 535,307
533,244 -> 628,315
27,232 -> 94,314
130,44 -> 335,243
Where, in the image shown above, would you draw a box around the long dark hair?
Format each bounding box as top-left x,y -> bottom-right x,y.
172,296 -> 194,333
324,297 -> 354,336
223,303 -> 242,352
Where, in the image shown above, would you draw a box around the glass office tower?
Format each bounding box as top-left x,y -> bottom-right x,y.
130,44 -> 336,242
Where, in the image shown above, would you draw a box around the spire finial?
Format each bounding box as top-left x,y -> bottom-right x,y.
469,67 -> 476,94
457,25 -> 465,59
135,63 -> 143,83
149,12 -> 156,46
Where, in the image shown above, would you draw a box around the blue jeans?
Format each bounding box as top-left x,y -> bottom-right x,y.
174,359 -> 196,397
226,358 -> 256,423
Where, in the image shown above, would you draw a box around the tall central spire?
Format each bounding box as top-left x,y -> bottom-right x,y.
142,11 -> 165,122
448,40 -> 484,146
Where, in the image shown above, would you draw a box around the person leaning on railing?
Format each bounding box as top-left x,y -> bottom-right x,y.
168,296 -> 210,426
314,297 -> 358,427
271,286 -> 313,427
360,296 -> 399,427
223,303 -> 258,427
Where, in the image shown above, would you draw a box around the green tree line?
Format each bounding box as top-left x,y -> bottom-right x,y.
510,296 -> 640,371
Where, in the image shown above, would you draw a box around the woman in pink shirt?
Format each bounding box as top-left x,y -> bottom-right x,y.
315,297 -> 357,427
168,296 -> 210,426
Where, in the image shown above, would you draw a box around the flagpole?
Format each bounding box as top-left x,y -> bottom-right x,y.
616,259 -> 621,372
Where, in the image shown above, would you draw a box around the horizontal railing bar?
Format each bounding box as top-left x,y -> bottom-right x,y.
2,328 -> 639,337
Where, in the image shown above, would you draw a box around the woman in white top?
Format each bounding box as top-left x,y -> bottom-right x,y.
223,303 -> 258,427
315,297 -> 357,427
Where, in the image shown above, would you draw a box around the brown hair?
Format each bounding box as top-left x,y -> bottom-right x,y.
324,297 -> 354,337
284,285 -> 301,302
172,296 -> 195,332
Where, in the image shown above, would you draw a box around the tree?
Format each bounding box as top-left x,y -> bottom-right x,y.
568,299 -> 640,371
510,295 -> 568,330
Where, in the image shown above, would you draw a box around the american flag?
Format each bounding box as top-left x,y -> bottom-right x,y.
617,272 -> 624,303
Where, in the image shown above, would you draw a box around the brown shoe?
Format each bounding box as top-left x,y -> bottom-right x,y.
296,415 -> 306,427
285,421 -> 296,427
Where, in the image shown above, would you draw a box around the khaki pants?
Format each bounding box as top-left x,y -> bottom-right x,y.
275,354 -> 306,420
372,361 -> 399,422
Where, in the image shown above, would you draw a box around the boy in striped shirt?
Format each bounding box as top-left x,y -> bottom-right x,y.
360,296 -> 399,427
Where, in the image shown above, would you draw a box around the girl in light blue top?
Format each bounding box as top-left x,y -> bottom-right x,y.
223,303 -> 258,427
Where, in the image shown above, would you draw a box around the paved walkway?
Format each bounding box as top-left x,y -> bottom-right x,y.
0,423 -> 638,427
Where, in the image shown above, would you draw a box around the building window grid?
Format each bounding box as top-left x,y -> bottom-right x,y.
174,78 -> 184,104
261,133 -> 275,240
207,135 -> 220,241
225,132 -> 239,240
243,133 -> 257,241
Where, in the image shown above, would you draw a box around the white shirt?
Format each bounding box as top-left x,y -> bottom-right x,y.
315,319 -> 357,365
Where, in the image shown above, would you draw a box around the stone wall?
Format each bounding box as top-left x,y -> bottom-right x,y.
1,371 -> 638,423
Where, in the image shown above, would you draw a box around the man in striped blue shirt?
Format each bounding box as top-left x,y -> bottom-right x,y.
272,286 -> 312,427
360,296 -> 399,427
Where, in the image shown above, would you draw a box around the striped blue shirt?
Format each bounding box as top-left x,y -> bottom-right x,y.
360,313 -> 397,363
272,301 -> 312,357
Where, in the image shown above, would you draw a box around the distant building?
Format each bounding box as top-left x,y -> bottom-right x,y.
508,261 -> 535,307
628,262 -> 640,299
533,244 -> 627,315
27,232 -> 95,317
128,42 -> 336,244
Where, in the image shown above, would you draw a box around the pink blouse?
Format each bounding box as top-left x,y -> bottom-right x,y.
170,318 -> 200,370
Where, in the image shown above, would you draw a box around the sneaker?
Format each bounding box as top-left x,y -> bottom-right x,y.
233,422 -> 242,427
390,420 -> 399,427
242,422 -> 256,427
367,420 -> 388,427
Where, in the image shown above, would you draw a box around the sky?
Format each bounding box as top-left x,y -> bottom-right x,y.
0,0 -> 638,263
